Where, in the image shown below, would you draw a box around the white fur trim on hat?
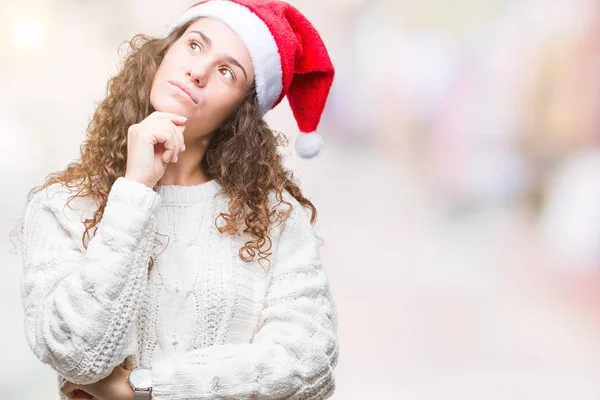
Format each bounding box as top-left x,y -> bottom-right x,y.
295,132 -> 324,159
162,0 -> 283,115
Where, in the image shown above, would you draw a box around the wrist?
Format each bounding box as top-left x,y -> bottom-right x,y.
123,175 -> 155,189
128,367 -> 153,399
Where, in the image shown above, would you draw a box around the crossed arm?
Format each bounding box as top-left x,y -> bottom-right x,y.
22,179 -> 338,399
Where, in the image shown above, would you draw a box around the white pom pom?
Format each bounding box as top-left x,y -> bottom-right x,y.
295,131 -> 324,159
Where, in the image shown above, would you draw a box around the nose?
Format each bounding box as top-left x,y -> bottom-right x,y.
187,61 -> 209,87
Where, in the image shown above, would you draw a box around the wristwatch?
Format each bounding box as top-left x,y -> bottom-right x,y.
128,367 -> 153,399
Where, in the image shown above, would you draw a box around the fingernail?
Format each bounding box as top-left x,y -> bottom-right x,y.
174,155 -> 178,162
183,144 -> 186,151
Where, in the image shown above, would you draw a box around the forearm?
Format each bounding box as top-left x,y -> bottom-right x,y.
22,177 -> 161,384
149,267 -> 338,400
150,341 -> 337,400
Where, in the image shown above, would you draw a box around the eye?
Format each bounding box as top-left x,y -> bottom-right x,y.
219,67 -> 235,81
188,39 -> 201,52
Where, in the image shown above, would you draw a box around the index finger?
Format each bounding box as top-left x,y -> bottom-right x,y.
149,111 -> 188,124
61,381 -> 76,396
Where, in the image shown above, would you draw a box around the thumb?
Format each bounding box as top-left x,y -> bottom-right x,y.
174,124 -> 186,134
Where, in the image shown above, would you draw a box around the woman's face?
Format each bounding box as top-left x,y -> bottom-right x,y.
150,17 -> 255,138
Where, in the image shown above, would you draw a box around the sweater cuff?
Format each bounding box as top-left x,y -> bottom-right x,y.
151,357 -> 174,397
110,177 -> 161,212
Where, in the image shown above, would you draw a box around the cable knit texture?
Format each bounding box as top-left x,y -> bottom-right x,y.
20,176 -> 339,400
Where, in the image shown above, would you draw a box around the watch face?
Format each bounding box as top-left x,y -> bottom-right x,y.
129,368 -> 152,389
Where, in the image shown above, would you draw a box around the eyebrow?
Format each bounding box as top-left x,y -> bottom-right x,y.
187,30 -> 248,81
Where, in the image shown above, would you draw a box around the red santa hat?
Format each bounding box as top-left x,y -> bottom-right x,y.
162,0 -> 335,159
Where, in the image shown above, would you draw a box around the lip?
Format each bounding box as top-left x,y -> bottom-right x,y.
168,80 -> 197,104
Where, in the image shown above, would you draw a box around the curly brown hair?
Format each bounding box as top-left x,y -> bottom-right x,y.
13,18 -> 317,275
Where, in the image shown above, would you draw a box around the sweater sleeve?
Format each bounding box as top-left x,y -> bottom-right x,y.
150,196 -> 339,400
20,177 -> 161,385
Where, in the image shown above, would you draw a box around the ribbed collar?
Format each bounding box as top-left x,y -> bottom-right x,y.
156,179 -> 222,205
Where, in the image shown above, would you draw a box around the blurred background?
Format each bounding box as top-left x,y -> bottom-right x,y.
2,0 -> 600,398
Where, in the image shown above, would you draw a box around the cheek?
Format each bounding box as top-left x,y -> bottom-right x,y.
218,84 -> 246,109
149,73 -> 166,107
150,63 -> 168,95
150,73 -> 160,95
191,91 -> 239,129
153,50 -> 179,83
154,60 -> 172,82
201,85 -> 238,113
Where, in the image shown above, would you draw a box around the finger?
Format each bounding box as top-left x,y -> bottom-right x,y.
156,140 -> 176,164
61,382 -> 75,396
63,389 -> 88,399
151,121 -> 179,151
162,144 -> 179,164
163,148 -> 173,164
175,124 -> 186,152
171,124 -> 185,162
146,120 -> 181,163
162,143 -> 175,163
150,111 -> 188,125
163,122 -> 183,163
71,389 -> 94,399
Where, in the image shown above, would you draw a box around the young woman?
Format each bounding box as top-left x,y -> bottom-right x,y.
19,1 -> 338,399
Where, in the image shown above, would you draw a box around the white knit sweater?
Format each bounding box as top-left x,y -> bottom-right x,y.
20,176 -> 338,400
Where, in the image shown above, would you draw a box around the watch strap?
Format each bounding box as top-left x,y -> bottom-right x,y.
134,389 -> 152,399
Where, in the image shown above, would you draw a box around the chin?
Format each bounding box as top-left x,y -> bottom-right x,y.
150,94 -> 188,117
